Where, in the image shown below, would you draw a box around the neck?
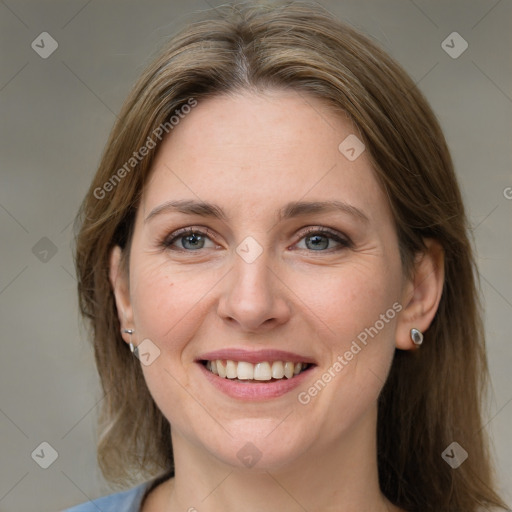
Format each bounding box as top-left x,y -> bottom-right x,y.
160,406 -> 396,512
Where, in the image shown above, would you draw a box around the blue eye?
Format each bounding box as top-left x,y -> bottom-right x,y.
163,229 -> 217,251
162,227 -> 351,253
295,228 -> 351,252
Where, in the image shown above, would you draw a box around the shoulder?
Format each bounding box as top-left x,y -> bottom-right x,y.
62,481 -> 149,512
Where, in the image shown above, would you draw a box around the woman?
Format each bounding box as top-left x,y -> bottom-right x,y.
67,2 -> 508,511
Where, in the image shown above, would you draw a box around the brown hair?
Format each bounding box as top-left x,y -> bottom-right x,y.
74,2 -> 508,510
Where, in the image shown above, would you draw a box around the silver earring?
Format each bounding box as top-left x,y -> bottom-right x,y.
410,328 -> 423,346
123,328 -> 135,353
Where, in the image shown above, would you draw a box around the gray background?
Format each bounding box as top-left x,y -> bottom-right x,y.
0,1 -> 511,510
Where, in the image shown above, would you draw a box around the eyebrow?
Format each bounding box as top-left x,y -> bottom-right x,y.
144,199 -> 369,224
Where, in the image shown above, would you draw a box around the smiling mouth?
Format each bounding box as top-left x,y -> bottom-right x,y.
202,359 -> 313,382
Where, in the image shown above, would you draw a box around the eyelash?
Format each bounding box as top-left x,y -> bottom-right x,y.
161,226 -> 352,253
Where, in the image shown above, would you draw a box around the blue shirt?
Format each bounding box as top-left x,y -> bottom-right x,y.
63,479 -> 156,512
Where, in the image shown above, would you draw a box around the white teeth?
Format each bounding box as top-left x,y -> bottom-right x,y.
237,361 -> 254,380
271,361 -> 285,379
217,360 -> 227,378
226,360 -> 237,379
284,362 -> 294,379
205,359 -> 309,381
254,362 -> 272,381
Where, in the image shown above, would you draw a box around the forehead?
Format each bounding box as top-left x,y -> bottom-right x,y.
139,90 -> 389,226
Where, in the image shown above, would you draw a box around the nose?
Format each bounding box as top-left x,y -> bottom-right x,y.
216,248 -> 292,334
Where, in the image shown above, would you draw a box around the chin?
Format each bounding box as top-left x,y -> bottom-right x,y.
197,417 -> 319,472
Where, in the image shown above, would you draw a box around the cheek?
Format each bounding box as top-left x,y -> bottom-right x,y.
297,258 -> 402,351
128,258 -> 214,429
129,256 -> 213,344
292,259 -> 401,419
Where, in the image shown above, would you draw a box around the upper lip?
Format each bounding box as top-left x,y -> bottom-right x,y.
197,348 -> 316,365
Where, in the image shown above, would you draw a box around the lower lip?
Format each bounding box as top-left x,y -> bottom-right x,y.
197,362 -> 314,400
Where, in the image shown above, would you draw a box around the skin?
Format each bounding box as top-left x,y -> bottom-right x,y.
110,89 -> 444,512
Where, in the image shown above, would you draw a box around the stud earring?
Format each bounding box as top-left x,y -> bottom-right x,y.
410,328 -> 423,346
123,328 -> 135,353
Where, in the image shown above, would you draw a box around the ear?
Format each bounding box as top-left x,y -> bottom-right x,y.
109,245 -> 135,347
396,239 -> 445,350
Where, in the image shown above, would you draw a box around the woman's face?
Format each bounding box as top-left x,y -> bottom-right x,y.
113,90 -> 412,470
